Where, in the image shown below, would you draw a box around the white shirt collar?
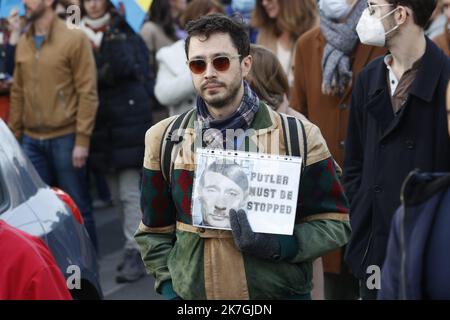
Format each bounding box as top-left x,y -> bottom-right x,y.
384,54 -> 398,96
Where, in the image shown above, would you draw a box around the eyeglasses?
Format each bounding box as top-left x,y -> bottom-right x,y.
367,2 -> 394,15
187,55 -> 241,74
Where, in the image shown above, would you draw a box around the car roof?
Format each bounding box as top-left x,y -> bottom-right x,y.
0,119 -> 45,207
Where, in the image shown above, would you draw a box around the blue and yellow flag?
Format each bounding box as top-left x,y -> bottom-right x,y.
0,0 -> 25,19
110,0 -> 153,33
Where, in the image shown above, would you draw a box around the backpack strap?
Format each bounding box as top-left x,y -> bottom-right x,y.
160,108 -> 195,185
280,114 -> 307,171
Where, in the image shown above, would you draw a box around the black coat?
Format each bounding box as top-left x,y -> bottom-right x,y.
343,38 -> 450,280
90,15 -> 155,171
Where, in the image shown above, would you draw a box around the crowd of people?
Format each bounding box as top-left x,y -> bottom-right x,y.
0,0 -> 449,300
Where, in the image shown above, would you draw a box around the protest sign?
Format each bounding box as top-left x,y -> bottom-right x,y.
191,149 -> 302,235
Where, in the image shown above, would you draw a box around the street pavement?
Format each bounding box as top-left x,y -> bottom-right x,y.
94,201 -> 162,300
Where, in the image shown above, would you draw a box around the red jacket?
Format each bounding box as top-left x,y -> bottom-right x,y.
0,220 -> 72,300
0,96 -> 9,122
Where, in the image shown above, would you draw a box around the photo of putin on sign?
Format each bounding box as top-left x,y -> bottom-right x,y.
194,160 -> 249,229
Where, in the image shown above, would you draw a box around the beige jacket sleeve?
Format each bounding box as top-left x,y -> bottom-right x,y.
70,32 -> 99,148
9,41 -> 24,140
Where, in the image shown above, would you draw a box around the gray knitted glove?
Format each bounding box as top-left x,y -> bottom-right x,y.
229,209 -> 281,260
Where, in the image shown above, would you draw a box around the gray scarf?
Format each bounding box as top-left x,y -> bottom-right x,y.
320,0 -> 367,96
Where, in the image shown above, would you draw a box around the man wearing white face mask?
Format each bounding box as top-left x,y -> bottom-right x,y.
344,0 -> 450,299
291,0 -> 385,300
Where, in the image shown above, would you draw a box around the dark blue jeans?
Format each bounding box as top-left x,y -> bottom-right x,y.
22,134 -> 98,251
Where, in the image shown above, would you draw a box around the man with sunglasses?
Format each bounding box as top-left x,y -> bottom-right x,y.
344,0 -> 450,299
135,14 -> 351,300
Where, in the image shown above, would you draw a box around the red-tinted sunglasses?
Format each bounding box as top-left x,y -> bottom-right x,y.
187,55 -> 241,74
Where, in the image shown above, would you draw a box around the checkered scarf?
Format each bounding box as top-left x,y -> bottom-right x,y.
320,0 -> 367,96
197,81 -> 259,149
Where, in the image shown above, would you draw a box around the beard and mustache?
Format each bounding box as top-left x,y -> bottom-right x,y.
198,75 -> 242,110
25,2 -> 47,23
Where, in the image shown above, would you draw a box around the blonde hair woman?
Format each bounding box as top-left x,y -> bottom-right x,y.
251,0 -> 318,85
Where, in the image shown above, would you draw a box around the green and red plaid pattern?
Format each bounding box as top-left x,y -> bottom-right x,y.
140,168 -> 176,228
298,157 -> 349,221
172,170 -> 194,224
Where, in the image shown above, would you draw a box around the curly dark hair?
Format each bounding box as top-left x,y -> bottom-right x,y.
184,13 -> 250,61
385,0 -> 437,28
